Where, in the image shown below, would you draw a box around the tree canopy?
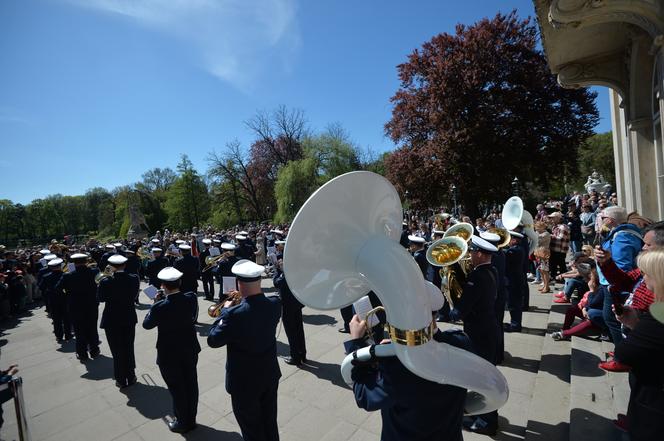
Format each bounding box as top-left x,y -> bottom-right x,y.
384,11 -> 599,213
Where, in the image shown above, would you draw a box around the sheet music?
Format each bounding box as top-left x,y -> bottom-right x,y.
209,247 -> 221,257
353,295 -> 380,328
143,285 -> 159,300
66,263 -> 76,273
222,277 -> 237,293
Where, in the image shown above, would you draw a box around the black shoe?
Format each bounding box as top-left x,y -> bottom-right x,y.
504,325 -> 522,333
89,348 -> 100,358
64,335 -> 73,341
126,375 -> 137,386
56,337 -> 64,344
338,328 -> 350,334
464,417 -> 497,436
205,296 -> 213,301
76,353 -> 90,363
284,357 -> 302,366
115,380 -> 127,388
168,420 -> 196,433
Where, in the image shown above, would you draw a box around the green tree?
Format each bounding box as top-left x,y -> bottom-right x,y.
303,124 -> 362,181
576,131 -> 615,188
164,155 -> 210,230
274,157 -> 319,223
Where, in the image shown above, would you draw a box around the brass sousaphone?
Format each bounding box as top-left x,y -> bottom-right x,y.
283,171 -> 508,415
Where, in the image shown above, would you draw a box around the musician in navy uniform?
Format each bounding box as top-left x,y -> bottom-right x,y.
449,235 -> 500,435
213,243 -> 239,294
344,289 -> 470,441
56,253 -> 100,361
99,244 -> 116,270
40,258 -> 72,342
208,259 -> 282,441
199,239 -> 215,301
146,248 -> 168,288
38,254 -> 57,314
408,235 -> 428,278
235,235 -> 255,261
174,244 -> 199,295
480,230 -> 509,363
97,254 -> 139,388
143,267 -> 200,433
427,229 -> 449,321
273,240 -> 306,366
505,231 -> 526,333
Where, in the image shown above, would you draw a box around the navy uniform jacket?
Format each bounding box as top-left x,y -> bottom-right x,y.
345,330 -> 470,441
125,255 -> 141,276
142,291 -> 201,365
40,271 -> 64,302
207,294 -> 282,394
235,243 -> 254,261
273,270 -> 303,309
99,252 -> 114,270
174,255 -> 200,291
214,255 -> 239,278
146,257 -> 169,287
412,249 -> 428,278
505,245 -> 525,297
56,266 -> 99,318
199,249 -> 210,270
97,272 -> 139,328
451,263 -> 499,363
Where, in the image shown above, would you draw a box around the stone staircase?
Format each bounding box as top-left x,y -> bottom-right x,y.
516,285 -> 629,441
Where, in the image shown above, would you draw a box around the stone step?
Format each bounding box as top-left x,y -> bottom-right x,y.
569,336 -> 623,441
524,300 -> 571,441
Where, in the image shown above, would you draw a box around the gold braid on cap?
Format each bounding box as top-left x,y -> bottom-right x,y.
388,320 -> 436,346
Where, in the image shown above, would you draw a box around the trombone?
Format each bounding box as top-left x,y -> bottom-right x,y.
202,251 -> 231,273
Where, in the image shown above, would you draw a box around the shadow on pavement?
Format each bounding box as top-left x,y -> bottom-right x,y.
502,416 -> 569,441
501,352 -> 539,374
81,354 -> 114,381
300,360 -> 349,390
183,424 -> 243,440
120,381 -> 173,420
538,353 -> 573,382
56,339 -> 77,353
196,322 -> 214,337
302,314 -> 337,326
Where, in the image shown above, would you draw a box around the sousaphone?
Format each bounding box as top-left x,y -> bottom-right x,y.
283,171 -> 508,415
502,196 -> 538,253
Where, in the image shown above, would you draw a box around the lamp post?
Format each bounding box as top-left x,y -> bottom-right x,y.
451,184 -> 458,217
511,177 -> 520,197
404,190 -> 409,221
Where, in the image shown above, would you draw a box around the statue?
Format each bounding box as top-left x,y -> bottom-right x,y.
584,170 -> 611,194
127,194 -> 149,240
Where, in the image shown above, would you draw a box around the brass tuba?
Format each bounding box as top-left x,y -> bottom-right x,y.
426,236 -> 471,308
486,227 -> 511,249
95,265 -> 114,285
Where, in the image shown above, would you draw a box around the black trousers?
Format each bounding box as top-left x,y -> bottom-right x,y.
201,272 -> 214,299
550,251 -> 567,279
105,326 -> 136,383
159,354 -> 199,426
231,383 -> 279,441
51,299 -> 72,340
282,305 -> 306,361
72,310 -> 100,356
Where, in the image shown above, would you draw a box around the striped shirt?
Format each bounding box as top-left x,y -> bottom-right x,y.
550,223 -> 570,254
600,259 -> 654,312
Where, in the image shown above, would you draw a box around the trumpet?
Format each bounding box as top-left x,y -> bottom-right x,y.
207,290 -> 243,318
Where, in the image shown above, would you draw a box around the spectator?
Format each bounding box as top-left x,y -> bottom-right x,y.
534,221 -> 551,293
548,212 -> 569,279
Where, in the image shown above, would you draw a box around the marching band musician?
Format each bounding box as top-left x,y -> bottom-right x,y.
213,243 -> 239,293
97,254 -> 139,388
505,231 -> 526,333
207,260 -> 282,441
408,235 -> 428,277
234,234 -> 254,261
99,244 -> 116,271
343,288 -> 471,441
174,244 -> 199,295
40,258 -> 72,343
199,238 -> 215,301
146,247 -> 168,288
143,267 -> 200,434
427,229 -> 448,322
273,239 -> 307,366
56,253 -> 100,361
480,230 -> 509,363
448,235 -> 501,435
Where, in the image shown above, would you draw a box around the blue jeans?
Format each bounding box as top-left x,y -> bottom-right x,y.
563,277 -> 587,300
570,240 -> 582,254
601,285 -> 627,345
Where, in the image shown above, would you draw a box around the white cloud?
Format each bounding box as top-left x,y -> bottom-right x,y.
64,0 -> 301,92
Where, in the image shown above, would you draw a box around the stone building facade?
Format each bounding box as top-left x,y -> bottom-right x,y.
534,0 -> 664,220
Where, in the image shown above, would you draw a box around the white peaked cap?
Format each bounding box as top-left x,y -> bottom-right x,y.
157,267 -> 183,282
70,253 -> 88,259
44,254 -> 58,261
408,235 -> 425,244
469,235 -> 498,253
479,231 -> 500,243
178,244 -> 191,251
108,254 -> 128,265
221,243 -> 236,250
48,258 -> 63,267
232,259 -> 264,281
509,230 -> 524,238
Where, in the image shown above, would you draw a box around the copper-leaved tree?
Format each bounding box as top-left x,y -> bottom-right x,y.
385,11 -> 599,214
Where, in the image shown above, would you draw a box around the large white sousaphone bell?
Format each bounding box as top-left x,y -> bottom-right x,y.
502,196 -> 538,254
283,171 -> 509,415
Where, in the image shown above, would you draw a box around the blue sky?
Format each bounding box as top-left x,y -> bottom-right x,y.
1,0 -> 610,204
